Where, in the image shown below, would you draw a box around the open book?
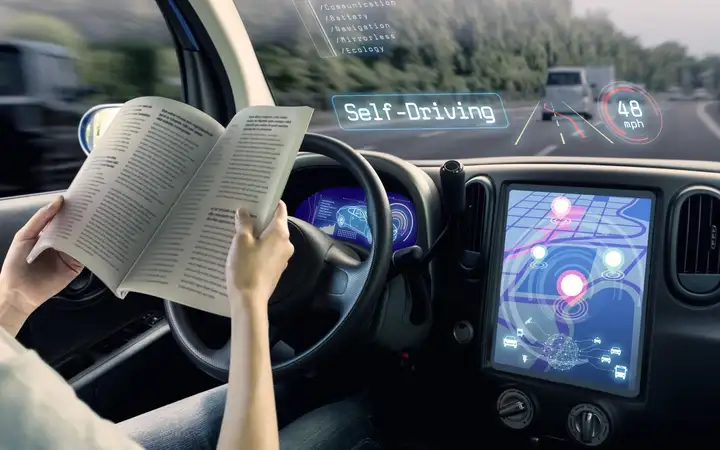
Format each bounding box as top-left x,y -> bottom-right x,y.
28,97 -> 313,317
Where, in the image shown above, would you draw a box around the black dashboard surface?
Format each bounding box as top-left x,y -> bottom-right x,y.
11,152 -> 720,445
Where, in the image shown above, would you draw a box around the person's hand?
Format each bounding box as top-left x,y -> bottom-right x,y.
0,196 -> 84,314
226,201 -> 294,313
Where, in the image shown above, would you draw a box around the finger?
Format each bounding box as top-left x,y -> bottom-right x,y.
234,208 -> 255,247
235,208 -> 253,234
274,201 -> 288,221
260,201 -> 289,240
59,252 -> 84,274
15,196 -> 63,241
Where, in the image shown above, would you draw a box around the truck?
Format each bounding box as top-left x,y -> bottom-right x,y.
585,65 -> 616,101
541,66 -> 594,120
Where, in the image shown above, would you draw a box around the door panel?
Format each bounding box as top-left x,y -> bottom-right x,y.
0,191 -> 59,257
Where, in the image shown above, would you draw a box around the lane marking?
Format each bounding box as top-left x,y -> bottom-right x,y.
560,133 -> 566,145
537,145 -> 557,156
419,130 -> 446,138
546,105 -> 585,138
562,102 -> 614,144
556,120 -> 560,127
573,120 -> 603,137
514,101 -> 541,146
696,101 -> 720,142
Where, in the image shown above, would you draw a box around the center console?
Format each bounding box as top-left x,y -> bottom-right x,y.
479,184 -> 655,445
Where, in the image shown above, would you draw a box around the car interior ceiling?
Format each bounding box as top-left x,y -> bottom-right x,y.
4,2 -> 720,449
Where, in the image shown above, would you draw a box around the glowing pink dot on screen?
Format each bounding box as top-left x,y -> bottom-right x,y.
551,196 -> 572,218
557,270 -> 587,305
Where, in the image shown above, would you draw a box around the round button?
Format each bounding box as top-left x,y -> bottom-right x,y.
452,321 -> 474,344
567,404 -> 610,446
496,389 -> 534,430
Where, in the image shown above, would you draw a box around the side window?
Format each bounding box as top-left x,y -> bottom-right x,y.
0,8 -> 181,198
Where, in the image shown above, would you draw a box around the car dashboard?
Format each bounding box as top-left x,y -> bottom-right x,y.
19,149 -> 720,445
294,152 -> 720,446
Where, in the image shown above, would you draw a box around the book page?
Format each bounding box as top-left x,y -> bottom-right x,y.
28,97 -> 224,294
120,106 -> 313,316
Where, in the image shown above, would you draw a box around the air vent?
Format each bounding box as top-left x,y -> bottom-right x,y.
464,177 -> 492,252
673,187 -> 720,297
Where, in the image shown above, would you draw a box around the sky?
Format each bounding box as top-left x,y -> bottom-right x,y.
574,0 -> 719,56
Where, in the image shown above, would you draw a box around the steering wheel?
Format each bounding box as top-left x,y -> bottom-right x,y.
165,134 -> 393,380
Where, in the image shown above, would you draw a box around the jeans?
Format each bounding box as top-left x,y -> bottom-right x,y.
118,384 -> 380,449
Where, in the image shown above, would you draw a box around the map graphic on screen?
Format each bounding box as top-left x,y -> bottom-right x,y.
491,188 -> 652,395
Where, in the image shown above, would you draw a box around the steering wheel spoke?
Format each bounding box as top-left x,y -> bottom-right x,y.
318,259 -> 369,316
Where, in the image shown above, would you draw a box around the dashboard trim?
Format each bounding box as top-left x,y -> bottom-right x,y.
411,156 -> 720,174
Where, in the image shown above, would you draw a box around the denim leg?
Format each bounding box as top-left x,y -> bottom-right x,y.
118,384 -> 226,450
118,385 -> 379,450
279,399 -> 381,450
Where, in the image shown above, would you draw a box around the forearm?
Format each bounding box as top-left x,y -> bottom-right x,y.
217,296 -> 278,450
0,286 -> 31,337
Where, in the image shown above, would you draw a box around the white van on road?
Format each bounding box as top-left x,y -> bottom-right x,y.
542,67 -> 593,121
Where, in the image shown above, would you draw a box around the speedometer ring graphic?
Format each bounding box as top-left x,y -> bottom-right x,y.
597,81 -> 663,145
390,202 -> 414,242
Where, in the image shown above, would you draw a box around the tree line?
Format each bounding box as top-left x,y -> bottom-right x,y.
243,0 -> 720,108
5,1 -> 719,111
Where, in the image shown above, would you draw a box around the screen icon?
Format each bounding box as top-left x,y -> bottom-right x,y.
516,328 -> 524,337
522,355 -> 528,363
551,196 -> 572,219
593,337 -> 602,344
600,355 -> 611,364
610,346 -> 622,356
503,336 -> 518,348
614,365 -> 628,380
602,248 -> 626,280
557,270 -> 588,305
530,245 -> 548,269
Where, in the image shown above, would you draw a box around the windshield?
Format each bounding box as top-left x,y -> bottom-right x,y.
0,46 -> 25,96
235,0 -> 720,161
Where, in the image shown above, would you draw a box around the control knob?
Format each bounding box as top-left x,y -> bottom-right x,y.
567,404 -> 610,446
496,389 -> 534,430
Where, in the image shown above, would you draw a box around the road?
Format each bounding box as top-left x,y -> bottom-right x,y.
2,100 -> 719,198
310,100 -> 720,161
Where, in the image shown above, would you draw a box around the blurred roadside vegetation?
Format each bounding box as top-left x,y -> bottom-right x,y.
4,0 -> 720,111
2,12 -> 181,103
241,0 -> 720,107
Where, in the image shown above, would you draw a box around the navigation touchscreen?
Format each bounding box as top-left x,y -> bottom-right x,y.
490,187 -> 653,396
